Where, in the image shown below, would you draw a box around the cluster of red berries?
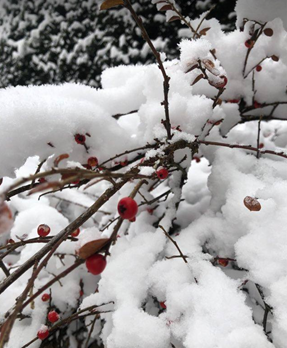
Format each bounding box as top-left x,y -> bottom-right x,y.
37,311 -> 60,340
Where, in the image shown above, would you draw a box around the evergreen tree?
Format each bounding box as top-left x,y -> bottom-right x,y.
0,0 -> 236,88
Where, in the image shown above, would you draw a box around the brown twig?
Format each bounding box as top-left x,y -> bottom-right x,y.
159,225 -> 188,263
124,0 -> 172,139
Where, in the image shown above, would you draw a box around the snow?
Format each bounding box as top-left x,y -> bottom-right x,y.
1,0 -> 287,347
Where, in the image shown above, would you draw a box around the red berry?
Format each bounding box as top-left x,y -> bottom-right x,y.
156,168 -> 169,180
159,301 -> 166,309
259,143 -> 264,149
88,157 -> 98,167
37,224 -> 50,237
245,39 -> 253,48
74,134 -> 86,144
218,258 -> 229,267
71,228 -> 80,237
37,326 -> 49,340
193,156 -> 201,163
86,254 -> 107,275
38,177 -> 46,184
47,311 -> 59,323
253,101 -> 261,109
117,197 -> 138,220
41,293 -> 50,302
79,290 -> 84,297
256,65 -> 262,72
228,99 -> 240,103
147,208 -> 154,215
120,160 -> 128,166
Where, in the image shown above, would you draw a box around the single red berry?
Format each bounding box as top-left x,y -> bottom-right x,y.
245,39 -> 253,48
88,157 -> 98,167
71,228 -> 80,237
41,293 -> 50,302
129,217 -> 136,222
79,290 -> 84,297
159,301 -> 167,309
218,258 -> 229,267
117,197 -> 138,220
147,208 -> 154,215
37,224 -> 50,237
37,326 -> 49,340
47,311 -> 59,323
120,160 -> 128,166
38,177 -> 46,184
193,156 -> 201,163
259,143 -> 264,149
74,134 -> 86,144
86,254 -> 107,275
253,101 -> 261,109
156,168 -> 169,180
256,65 -> 262,72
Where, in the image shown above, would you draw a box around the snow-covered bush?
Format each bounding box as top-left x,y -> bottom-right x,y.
0,0 -> 287,347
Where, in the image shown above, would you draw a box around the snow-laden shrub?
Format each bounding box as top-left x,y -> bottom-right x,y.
0,0 -> 287,347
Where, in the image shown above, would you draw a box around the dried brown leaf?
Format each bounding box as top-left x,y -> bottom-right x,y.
28,182 -> 63,195
100,0 -> 124,10
54,153 -> 69,167
199,27 -> 211,36
158,4 -> 172,11
191,74 -> 204,86
167,15 -> 180,22
202,59 -> 220,76
78,239 -> 110,259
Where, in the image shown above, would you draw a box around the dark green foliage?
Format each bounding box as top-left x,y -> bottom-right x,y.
0,0 -> 236,88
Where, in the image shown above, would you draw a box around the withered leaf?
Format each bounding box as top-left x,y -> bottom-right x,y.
199,27 -> 211,36
191,74 -> 204,86
78,238 -> 110,259
54,153 -> 69,167
202,59 -> 220,76
185,61 -> 199,73
28,181 -> 63,195
243,196 -> 261,211
100,0 -> 124,10
167,15 -> 180,22
158,4 -> 173,11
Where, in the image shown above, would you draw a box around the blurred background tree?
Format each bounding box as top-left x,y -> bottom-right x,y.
0,0 -> 236,88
